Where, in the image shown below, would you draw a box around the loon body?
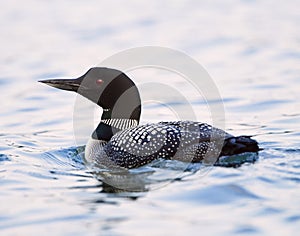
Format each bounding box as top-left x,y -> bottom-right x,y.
40,67 -> 260,169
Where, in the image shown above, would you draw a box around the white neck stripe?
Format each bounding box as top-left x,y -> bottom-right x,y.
101,118 -> 138,130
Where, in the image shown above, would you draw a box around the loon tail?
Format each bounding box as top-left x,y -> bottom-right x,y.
220,136 -> 260,156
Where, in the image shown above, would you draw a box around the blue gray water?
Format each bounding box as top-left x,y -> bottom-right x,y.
1,0 -> 300,235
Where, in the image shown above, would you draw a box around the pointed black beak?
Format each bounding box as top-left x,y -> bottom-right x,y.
38,78 -> 81,92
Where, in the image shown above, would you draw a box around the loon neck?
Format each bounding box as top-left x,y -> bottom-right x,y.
92,107 -> 141,141
91,74 -> 142,141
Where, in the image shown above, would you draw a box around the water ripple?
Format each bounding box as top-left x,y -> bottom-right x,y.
0,154 -> 10,163
168,183 -> 261,205
41,146 -> 85,170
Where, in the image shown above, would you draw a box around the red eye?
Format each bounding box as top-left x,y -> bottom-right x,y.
96,79 -> 103,85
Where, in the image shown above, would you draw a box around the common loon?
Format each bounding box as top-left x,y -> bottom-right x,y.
40,67 -> 260,169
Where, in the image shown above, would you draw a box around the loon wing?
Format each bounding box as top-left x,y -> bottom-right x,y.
104,121 -> 230,168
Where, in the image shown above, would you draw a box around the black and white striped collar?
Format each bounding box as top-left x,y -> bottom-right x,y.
101,118 -> 138,130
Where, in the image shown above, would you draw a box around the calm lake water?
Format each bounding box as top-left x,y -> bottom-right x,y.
1,0 -> 300,235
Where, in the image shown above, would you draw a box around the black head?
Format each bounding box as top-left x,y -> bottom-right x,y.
39,67 -> 141,121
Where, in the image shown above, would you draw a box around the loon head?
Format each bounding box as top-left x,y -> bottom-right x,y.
39,67 -> 141,122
